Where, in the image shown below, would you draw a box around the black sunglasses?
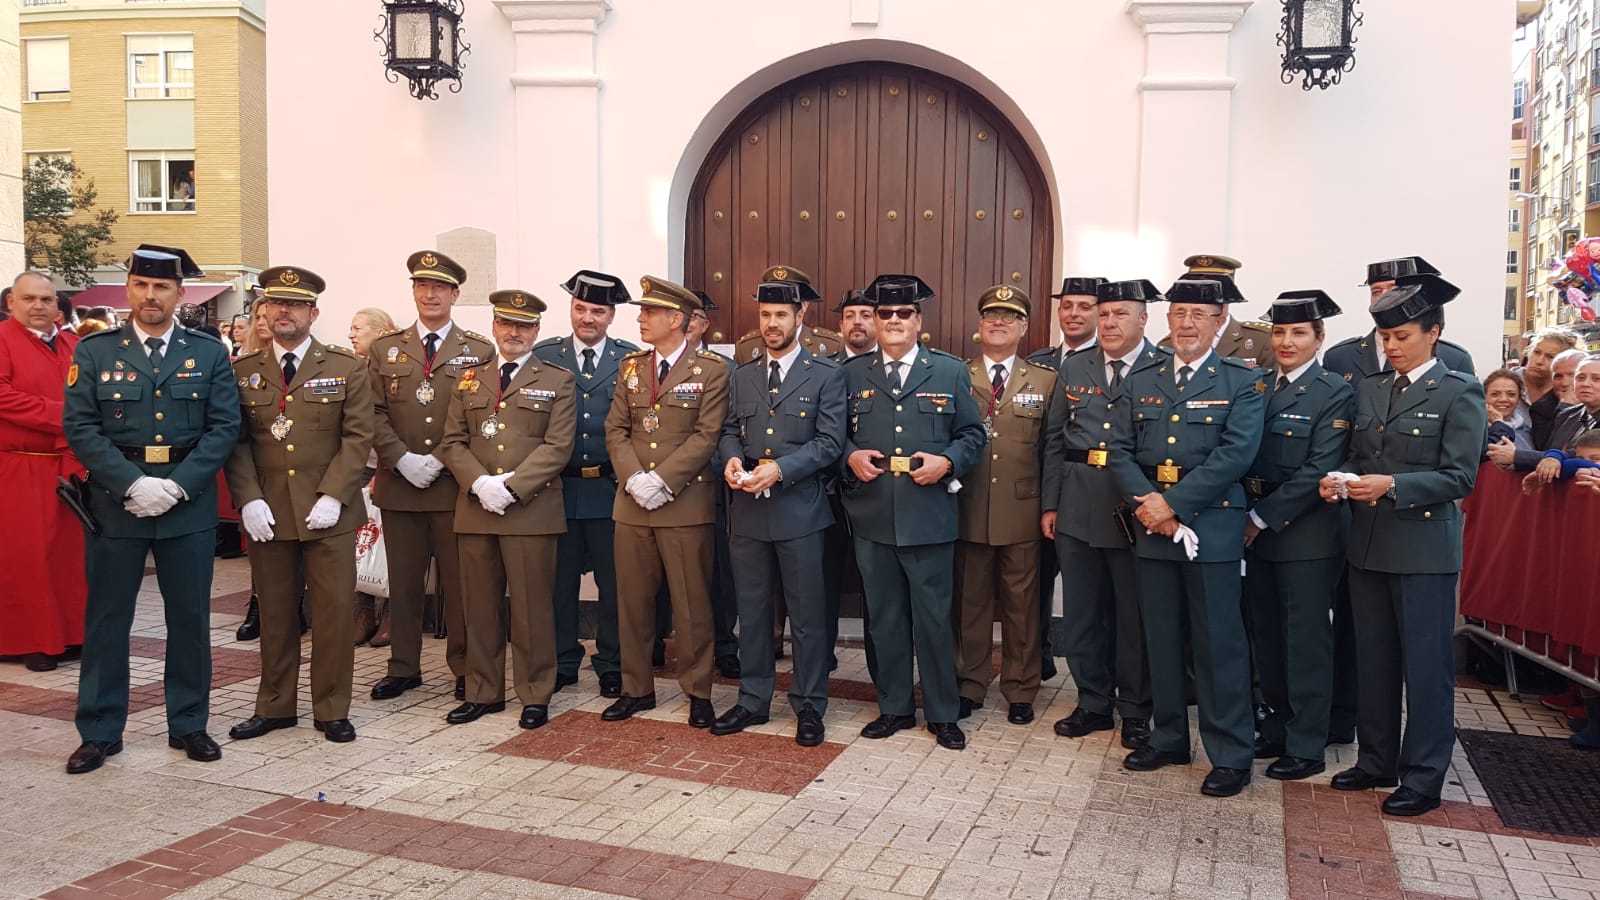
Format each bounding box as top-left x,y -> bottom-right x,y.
875,307 -> 917,320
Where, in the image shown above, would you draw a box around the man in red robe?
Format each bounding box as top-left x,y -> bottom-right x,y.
0,272 -> 86,670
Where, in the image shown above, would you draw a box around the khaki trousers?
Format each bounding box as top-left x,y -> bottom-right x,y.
614,523 -> 714,700
250,532 -> 356,721
953,540 -> 1041,706
458,533 -> 559,707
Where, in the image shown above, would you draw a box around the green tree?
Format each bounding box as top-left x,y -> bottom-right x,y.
23,155 -> 119,289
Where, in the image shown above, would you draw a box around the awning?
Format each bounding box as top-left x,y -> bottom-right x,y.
69,282 -> 232,310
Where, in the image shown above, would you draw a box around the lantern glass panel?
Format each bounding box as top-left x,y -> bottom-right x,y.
438,19 -> 455,66
1300,0 -> 1345,51
393,10 -> 434,62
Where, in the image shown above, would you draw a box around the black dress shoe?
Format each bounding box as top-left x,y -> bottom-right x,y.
715,654 -> 742,679
445,701 -> 506,725
314,719 -> 356,743
710,705 -> 768,736
168,731 -> 221,762
66,740 -> 122,774
1120,718 -> 1151,750
1123,747 -> 1191,771
23,652 -> 56,672
795,706 -> 825,747
602,694 -> 656,721
554,672 -> 578,692
958,697 -> 982,720
688,697 -> 715,728
371,675 -> 422,700
598,672 -> 622,698
454,676 -> 466,700
1330,767 -> 1399,791
1253,737 -> 1286,759
235,597 -> 260,641
1040,657 -> 1059,682
1007,703 -> 1034,725
1053,707 -> 1116,738
1382,786 -> 1441,817
1201,766 -> 1251,797
228,715 -> 297,740
860,714 -> 917,739
520,705 -> 549,729
1265,756 -> 1326,781
927,722 -> 966,750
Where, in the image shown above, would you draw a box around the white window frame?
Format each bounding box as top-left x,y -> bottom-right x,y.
129,152 -> 196,214
25,36 -> 70,102
1507,250 -> 1520,275
1510,166 -> 1523,191
1509,209 -> 1521,233
126,33 -> 194,100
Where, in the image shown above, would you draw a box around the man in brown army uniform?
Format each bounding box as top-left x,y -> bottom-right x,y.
226,266 -> 375,744
602,277 -> 729,728
954,285 -> 1058,725
368,251 -> 494,703
735,266 -> 843,363
438,290 -> 576,730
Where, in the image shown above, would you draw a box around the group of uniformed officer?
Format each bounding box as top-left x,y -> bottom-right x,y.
59,243 -> 1483,815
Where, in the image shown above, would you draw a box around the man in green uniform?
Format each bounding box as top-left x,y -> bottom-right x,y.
63,245 -> 241,773
840,275 -> 987,751
1160,255 -> 1274,368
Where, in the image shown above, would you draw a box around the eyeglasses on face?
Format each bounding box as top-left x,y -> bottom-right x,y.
875,307 -> 917,321
263,298 -> 315,310
1167,310 -> 1223,323
980,310 -> 1025,324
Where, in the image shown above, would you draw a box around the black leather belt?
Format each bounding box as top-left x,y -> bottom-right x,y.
118,444 -> 195,464
743,458 -> 781,470
1063,448 -> 1110,467
1140,464 -> 1186,485
562,462 -> 614,479
1241,476 -> 1279,498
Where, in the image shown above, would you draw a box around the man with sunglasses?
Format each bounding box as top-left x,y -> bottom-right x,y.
840,275 -> 987,750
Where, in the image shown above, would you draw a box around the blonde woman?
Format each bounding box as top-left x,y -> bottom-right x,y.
349,307 -> 395,359
348,307 -> 396,645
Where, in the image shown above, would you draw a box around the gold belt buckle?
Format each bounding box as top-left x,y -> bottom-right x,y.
1085,449 -> 1108,468
1243,476 -> 1264,496
889,456 -> 913,473
1156,464 -> 1180,484
755,458 -> 777,467
145,445 -> 170,464
580,465 -> 602,478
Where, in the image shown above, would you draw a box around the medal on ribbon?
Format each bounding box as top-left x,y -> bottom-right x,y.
271,414 -> 292,441
480,415 -> 499,439
415,380 -> 435,405
642,410 -> 661,433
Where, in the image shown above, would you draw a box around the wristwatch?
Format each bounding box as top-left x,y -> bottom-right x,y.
1384,478 -> 1397,501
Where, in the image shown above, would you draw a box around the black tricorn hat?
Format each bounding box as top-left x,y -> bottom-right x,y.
833,288 -> 869,312
1097,279 -> 1164,303
559,269 -> 631,305
691,290 -> 718,312
1050,276 -> 1107,299
1174,271 -> 1245,302
130,244 -> 203,281
754,265 -> 823,304
863,274 -> 934,306
1166,278 -> 1233,305
1369,273 -> 1459,329
1262,290 -> 1342,324
1363,256 -> 1439,286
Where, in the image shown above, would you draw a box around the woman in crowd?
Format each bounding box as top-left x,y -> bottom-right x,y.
348,307 -> 394,359
1483,368 -> 1533,453
348,307 -> 396,646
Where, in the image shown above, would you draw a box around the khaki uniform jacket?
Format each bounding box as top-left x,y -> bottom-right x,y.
957,357 -> 1057,546
736,324 -> 843,365
438,357 -> 576,536
604,345 -> 730,528
367,324 -> 494,511
226,340 -> 375,541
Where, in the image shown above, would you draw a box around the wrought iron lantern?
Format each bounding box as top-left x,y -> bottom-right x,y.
1277,0 -> 1363,91
374,0 -> 471,100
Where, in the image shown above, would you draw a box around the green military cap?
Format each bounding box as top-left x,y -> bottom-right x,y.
977,284 -> 1031,317
754,264 -> 823,303
407,250 -> 467,287
489,289 -> 546,324
635,275 -> 703,314
259,265 -> 326,303
1183,253 -> 1242,277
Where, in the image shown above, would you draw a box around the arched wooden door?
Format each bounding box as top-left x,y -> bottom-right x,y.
687,63 -> 1054,357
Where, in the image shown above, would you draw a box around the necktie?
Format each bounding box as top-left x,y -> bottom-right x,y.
423,333 -> 439,365
658,359 -> 670,385
1276,376 -> 1290,393
1390,374 -> 1410,406
1178,365 -> 1192,388
769,360 -> 783,394
990,363 -> 1006,393
147,337 -> 165,373
280,351 -> 295,384
581,348 -> 596,377
1110,360 -> 1126,390
888,360 -> 904,391
500,361 -> 517,391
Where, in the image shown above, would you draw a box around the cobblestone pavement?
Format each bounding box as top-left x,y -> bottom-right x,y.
2,557 -> 1596,899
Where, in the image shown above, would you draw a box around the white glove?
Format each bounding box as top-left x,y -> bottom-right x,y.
1173,524 -> 1200,561
124,476 -> 180,517
241,498 -> 276,542
946,478 -> 963,495
640,471 -> 673,510
305,494 -> 343,530
159,479 -> 188,501
1326,471 -> 1360,500
472,474 -> 516,515
395,452 -> 444,489
733,469 -> 771,500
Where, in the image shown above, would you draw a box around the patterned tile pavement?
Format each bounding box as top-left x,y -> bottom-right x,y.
1,556 -> 1597,899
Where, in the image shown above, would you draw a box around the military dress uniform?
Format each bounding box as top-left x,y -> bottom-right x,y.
368,251 -> 493,700
1241,292 -> 1355,778
1158,255 -> 1274,368
63,246 -> 241,770
1041,285 -> 1164,745
534,270 -> 641,694
1323,332 -> 1476,390
1107,279 -> 1264,791
954,286 -> 1057,722
1328,273 -> 1485,813
840,275 -> 987,745
438,291 -> 575,727
736,323 -> 843,364
603,278 -> 730,722
225,267 -> 375,740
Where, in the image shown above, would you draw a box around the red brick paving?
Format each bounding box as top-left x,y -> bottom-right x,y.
490,710 -> 845,796
0,637 -> 262,722
40,825 -> 287,899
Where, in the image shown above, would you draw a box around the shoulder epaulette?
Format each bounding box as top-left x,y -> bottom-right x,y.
622,348 -> 652,359
841,352 -> 874,366
803,354 -> 839,369
82,327 -> 121,342
1241,320 -> 1272,331
1444,369 -> 1477,384
698,348 -> 730,362
810,325 -> 843,340
927,348 -> 964,362
181,327 -> 223,345
1220,355 -> 1259,370
612,339 -> 641,352
233,348 -> 264,361
375,328 -> 404,339
1314,369 -> 1346,386
737,330 -> 760,342
1024,347 -> 1057,361
464,330 -> 490,343
1326,335 -> 1362,349
325,344 -> 359,358
532,336 -> 565,350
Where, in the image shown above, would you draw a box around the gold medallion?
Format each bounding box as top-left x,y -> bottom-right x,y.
270,414 -> 292,441
642,410 -> 661,433
415,380 -> 435,405
480,415 -> 499,440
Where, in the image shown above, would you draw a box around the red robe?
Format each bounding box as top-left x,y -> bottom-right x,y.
0,317 -> 86,655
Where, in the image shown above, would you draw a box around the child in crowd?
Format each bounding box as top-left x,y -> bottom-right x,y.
1544,429 -> 1600,479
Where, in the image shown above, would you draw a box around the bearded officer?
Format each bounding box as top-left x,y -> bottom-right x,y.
226,266 -> 374,744
1159,255 -> 1273,368
438,290 -> 575,730
735,265 -> 843,363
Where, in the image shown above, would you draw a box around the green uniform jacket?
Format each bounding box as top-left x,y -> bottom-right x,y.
532,334 -> 640,520
1161,317 -> 1274,368
1245,362 -> 1354,562
63,324 -> 241,539
1322,330 -> 1476,391
1342,366 -> 1485,574
1108,352 -> 1264,563
839,346 -> 987,547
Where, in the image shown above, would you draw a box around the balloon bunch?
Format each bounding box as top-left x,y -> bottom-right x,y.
1553,239 -> 1600,322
